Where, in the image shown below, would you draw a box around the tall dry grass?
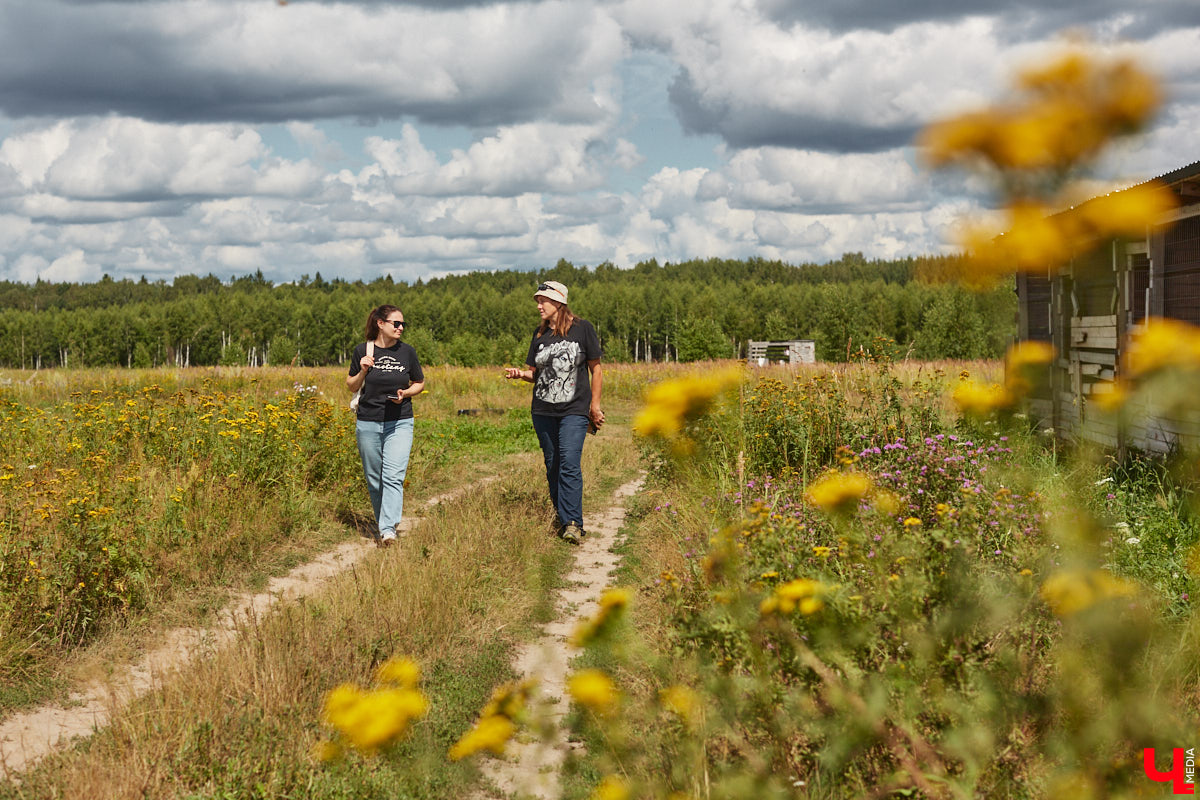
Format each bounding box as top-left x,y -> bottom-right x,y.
0,365 -> 646,798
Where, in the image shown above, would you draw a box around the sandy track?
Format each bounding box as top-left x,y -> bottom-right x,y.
479,475 -> 645,800
0,480 -> 494,778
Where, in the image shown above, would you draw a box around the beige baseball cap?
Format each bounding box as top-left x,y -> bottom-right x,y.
534,280 -> 568,304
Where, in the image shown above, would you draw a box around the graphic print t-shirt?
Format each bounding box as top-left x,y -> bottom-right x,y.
349,341 -> 424,421
525,318 -> 602,418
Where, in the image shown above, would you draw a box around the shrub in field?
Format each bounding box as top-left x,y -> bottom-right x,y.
742,361 -> 952,482
568,395 -> 1200,797
0,380 -> 358,687
550,44 -> 1200,800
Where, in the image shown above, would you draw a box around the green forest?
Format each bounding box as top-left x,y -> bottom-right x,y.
0,254 -> 1014,369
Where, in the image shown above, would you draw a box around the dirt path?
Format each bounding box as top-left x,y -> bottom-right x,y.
479,475 -> 645,800
0,480 -> 495,778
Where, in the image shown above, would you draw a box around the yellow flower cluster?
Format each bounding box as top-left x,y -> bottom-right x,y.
954,184 -> 1176,285
568,668 -> 620,715
318,656 -> 429,758
804,470 -> 873,514
633,368 -> 741,439
447,678 -> 535,761
1005,340 -> 1056,394
952,340 -> 1057,417
952,379 -> 1011,417
571,586 -> 632,647
591,775 -> 632,800
1122,317 -> 1200,379
1039,568 -> 1137,617
659,684 -> 701,726
920,46 -> 1175,286
760,578 -> 828,616
921,48 -> 1160,174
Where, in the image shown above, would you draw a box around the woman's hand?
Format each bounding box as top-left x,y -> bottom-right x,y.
360,353 -> 375,371
504,367 -> 533,381
589,403 -> 605,431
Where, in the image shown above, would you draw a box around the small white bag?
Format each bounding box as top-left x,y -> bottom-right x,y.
349,341 -> 374,411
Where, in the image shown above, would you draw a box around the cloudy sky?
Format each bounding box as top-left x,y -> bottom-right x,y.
1,0 -> 1198,285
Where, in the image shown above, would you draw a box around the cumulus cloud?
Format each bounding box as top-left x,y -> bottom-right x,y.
697,148 -> 931,213
0,117 -> 326,218
0,0 -> 1196,285
0,1 -> 626,126
360,122 -> 626,197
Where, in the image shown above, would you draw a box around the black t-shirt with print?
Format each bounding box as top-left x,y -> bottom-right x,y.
525,318 -> 602,418
349,341 -> 424,421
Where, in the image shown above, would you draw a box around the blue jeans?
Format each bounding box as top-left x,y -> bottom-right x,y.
532,414 -> 589,530
355,418 -> 414,537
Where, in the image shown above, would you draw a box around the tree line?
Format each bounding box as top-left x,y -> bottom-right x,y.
0,254 -> 1014,369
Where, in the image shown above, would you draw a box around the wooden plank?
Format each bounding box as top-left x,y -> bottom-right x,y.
1074,350 -> 1117,366
1071,315 -> 1117,328
1081,416 -> 1119,435
1080,431 -> 1121,448
1070,331 -> 1118,348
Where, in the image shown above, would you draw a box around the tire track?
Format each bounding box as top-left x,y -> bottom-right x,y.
479,474 -> 645,800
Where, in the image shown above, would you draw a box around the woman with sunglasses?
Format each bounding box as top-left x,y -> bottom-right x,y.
504,280 -> 604,545
347,304 -> 425,547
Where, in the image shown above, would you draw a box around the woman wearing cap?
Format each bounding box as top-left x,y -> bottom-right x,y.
504,280 -> 604,544
347,304 -> 426,547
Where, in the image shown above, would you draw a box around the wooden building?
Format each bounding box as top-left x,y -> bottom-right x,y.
748,339 -> 817,366
1016,160 -> 1200,453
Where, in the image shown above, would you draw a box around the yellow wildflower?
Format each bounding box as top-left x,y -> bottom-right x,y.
598,586 -> 631,612
1089,380 -> 1128,413
1123,317 -> 1200,379
952,379 -> 1012,418
812,545 -> 832,558
633,369 -> 741,439
321,684 -> 429,756
571,586 -> 632,647
1079,181 -> 1177,239
375,657 -> 421,689
659,684 -> 700,726
917,110 -> 1002,168
448,714 -> 516,760
1004,340 -> 1055,397
481,679 -> 536,720
764,578 -> 828,616
1039,568 -> 1137,617
804,470 -> 873,514
872,489 -> 901,515
568,669 -> 619,715
591,775 -> 632,800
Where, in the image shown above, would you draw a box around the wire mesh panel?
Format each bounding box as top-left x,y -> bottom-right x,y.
1164,215 -> 1200,325
1130,252 -> 1149,324
1026,274 -> 1052,341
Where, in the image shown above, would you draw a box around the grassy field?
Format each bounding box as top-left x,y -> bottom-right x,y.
2,359 -> 1197,798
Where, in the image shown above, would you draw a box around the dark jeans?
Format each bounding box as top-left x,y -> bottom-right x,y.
531,413 -> 589,530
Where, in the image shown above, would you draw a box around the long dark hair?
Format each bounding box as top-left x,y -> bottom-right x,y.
363,304 -> 401,341
536,304 -> 576,338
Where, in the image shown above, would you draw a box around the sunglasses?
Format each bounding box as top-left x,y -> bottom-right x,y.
388,320 -> 405,329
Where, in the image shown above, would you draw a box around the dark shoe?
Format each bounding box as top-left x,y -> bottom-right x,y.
561,523 -> 583,545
